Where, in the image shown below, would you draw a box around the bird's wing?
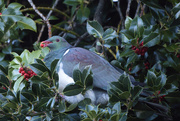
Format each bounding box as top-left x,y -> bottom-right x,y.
44,48 -> 68,69
60,47 -> 122,90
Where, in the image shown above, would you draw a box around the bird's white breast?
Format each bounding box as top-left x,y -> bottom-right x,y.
58,49 -> 74,93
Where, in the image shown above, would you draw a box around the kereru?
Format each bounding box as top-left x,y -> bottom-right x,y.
40,36 -> 135,104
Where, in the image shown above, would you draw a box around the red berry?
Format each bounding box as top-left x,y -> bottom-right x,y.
131,45 -> 136,50
40,43 -> 44,47
25,78 -> 29,81
0,13 -> 2,16
20,67 -> 24,71
139,41 -> 143,47
145,66 -> 149,70
21,71 -> 25,75
2,87 -> 6,90
28,70 -> 32,74
30,74 -> 34,77
24,73 -> 29,78
135,48 -> 140,54
129,68 -> 132,71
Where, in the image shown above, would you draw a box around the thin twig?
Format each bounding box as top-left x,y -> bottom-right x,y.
27,0 -> 52,38
37,25 -> 45,42
135,0 -> 141,17
74,32 -> 89,46
115,0 -> 124,29
126,0 -> 132,17
21,7 -> 70,18
37,0 -> 59,42
140,4 -> 146,17
35,21 -> 79,37
46,0 -> 59,19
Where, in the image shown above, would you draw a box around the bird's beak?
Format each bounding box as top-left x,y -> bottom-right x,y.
40,41 -> 52,48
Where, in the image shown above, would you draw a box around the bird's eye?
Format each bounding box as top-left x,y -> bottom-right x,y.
56,39 -> 60,42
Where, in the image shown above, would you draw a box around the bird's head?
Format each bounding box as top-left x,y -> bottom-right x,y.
40,36 -> 71,51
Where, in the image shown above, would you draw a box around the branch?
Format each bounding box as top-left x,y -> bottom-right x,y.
27,0 -> 52,38
126,0 -> 132,17
37,0 -> 59,42
140,4 -> 146,17
115,0 -> 124,29
74,32 -> 89,46
135,0 -> 141,17
93,0 -> 106,24
21,7 -> 70,19
35,21 -> 79,37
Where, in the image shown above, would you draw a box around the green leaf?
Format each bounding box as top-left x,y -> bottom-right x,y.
73,64 -> 82,82
8,2 -> 23,10
77,7 -> 90,23
86,21 -> 104,38
118,74 -> 131,92
30,63 -> 48,75
30,75 -> 48,84
131,86 -> 143,101
112,102 -> 121,114
125,16 -> 132,29
118,91 -> 131,99
126,53 -> 138,66
58,100 -> 66,113
120,49 -> 134,57
0,53 -> 5,61
50,59 -> 59,77
142,33 -> 160,47
63,0 -> 79,6
2,45 -> 12,54
0,65 -> 8,75
63,84 -> 83,96
66,103 -> 78,112
35,97 -> 50,111
13,76 -> 24,92
147,70 -> 157,87
78,98 -> 91,109
158,72 -> 167,89
102,28 -> 118,41
17,17 -> 37,32
129,16 -> 144,37
0,74 -> 9,86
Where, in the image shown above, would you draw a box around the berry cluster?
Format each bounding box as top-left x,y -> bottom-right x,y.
19,67 -> 37,81
144,62 -> 150,70
132,41 -> 148,56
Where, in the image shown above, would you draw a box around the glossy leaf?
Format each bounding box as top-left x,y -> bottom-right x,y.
125,16 -> 132,29
0,74 -> 9,86
86,21 -> 104,38
13,76 -> 24,92
147,70 -> 157,87
63,84 -> 83,96
129,16 -> 144,37
102,28 -> 118,41
142,33 -> 160,47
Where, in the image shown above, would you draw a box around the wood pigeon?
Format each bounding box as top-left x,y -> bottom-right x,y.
40,36 -> 135,104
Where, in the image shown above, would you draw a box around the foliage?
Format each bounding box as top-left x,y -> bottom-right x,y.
0,0 -> 180,120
